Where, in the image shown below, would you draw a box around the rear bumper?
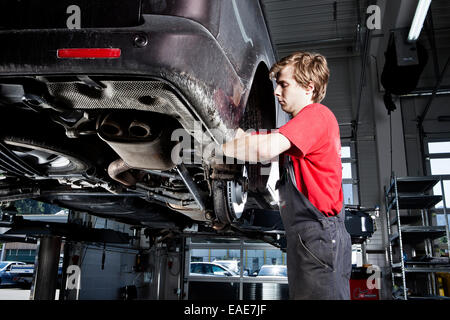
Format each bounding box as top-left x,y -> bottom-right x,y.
0,14 -> 246,137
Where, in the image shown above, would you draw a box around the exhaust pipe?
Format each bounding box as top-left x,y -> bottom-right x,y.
107,159 -> 136,187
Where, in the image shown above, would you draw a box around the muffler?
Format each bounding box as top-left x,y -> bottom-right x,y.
97,112 -> 179,185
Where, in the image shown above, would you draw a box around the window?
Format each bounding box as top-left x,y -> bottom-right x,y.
430,159 -> 450,175
429,142 -> 450,154
426,140 -> 450,226
211,265 -> 228,276
189,247 -> 285,276
190,263 -> 204,274
5,249 -> 36,263
341,144 -> 359,205
203,264 -> 213,275
186,239 -> 289,300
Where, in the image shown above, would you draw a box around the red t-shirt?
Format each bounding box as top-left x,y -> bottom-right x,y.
278,103 -> 343,217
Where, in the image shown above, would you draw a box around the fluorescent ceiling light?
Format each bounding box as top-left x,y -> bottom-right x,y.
408,0 -> 432,42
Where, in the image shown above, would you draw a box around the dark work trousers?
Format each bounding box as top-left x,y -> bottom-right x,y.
276,163 -> 352,300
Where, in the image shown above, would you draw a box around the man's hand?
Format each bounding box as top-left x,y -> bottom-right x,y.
222,128 -> 249,160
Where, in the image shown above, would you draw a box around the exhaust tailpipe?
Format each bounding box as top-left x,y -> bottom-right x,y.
128,120 -> 151,139
98,114 -> 124,137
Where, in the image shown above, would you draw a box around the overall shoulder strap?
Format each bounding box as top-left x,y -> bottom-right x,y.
277,155 -> 297,188
287,156 -> 298,187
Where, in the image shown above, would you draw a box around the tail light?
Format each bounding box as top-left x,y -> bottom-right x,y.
57,48 -> 121,59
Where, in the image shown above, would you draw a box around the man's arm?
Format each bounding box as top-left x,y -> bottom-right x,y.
221,129 -> 291,163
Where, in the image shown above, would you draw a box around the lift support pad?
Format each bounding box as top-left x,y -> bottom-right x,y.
0,212 -> 131,244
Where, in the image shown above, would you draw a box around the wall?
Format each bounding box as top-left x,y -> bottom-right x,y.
63,212 -> 150,300
144,242 -> 183,300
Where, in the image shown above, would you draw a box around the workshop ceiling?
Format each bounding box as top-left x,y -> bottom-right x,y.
261,0 -> 370,58
431,0 -> 450,34
262,0 -> 450,60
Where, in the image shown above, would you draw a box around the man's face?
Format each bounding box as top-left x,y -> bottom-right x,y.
274,65 -> 314,117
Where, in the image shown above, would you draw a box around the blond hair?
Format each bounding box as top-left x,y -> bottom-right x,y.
270,51 -> 330,103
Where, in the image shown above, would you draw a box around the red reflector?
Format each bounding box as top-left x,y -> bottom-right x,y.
57,48 -> 121,59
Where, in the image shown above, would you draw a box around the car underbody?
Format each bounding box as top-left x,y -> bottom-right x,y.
0,0 -> 281,244
0,74 -> 277,231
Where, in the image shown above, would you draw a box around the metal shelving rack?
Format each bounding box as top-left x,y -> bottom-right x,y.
385,175 -> 450,300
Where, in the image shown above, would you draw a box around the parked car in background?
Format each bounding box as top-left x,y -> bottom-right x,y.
0,261 -> 28,286
213,259 -> 249,276
256,265 -> 287,278
190,262 -> 238,277
213,260 -> 239,274
9,263 -> 34,287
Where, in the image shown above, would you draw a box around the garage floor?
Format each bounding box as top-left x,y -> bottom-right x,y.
0,287 -> 59,300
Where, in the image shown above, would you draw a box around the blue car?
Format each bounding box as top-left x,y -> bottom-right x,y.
0,261 -> 26,286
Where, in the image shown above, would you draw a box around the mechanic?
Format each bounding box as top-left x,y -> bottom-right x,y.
221,51 -> 352,300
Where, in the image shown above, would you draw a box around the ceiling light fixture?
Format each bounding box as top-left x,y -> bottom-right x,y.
408,0 -> 432,42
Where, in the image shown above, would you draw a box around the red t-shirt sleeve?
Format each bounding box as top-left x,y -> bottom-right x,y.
278,105 -> 328,157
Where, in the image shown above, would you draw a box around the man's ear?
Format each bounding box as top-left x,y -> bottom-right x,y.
306,82 -> 315,95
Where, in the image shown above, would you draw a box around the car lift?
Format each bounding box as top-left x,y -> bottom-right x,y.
0,204 -> 375,300
0,211 -> 131,299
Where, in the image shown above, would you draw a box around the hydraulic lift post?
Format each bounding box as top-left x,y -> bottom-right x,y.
29,235 -> 62,300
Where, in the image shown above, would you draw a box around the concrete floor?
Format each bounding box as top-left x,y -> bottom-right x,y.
0,287 -> 60,300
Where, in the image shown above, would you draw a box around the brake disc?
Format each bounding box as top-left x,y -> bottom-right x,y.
226,166 -> 248,220
213,166 -> 248,225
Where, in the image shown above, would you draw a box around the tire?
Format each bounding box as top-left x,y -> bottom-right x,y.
213,71 -> 276,223
240,80 -> 274,193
